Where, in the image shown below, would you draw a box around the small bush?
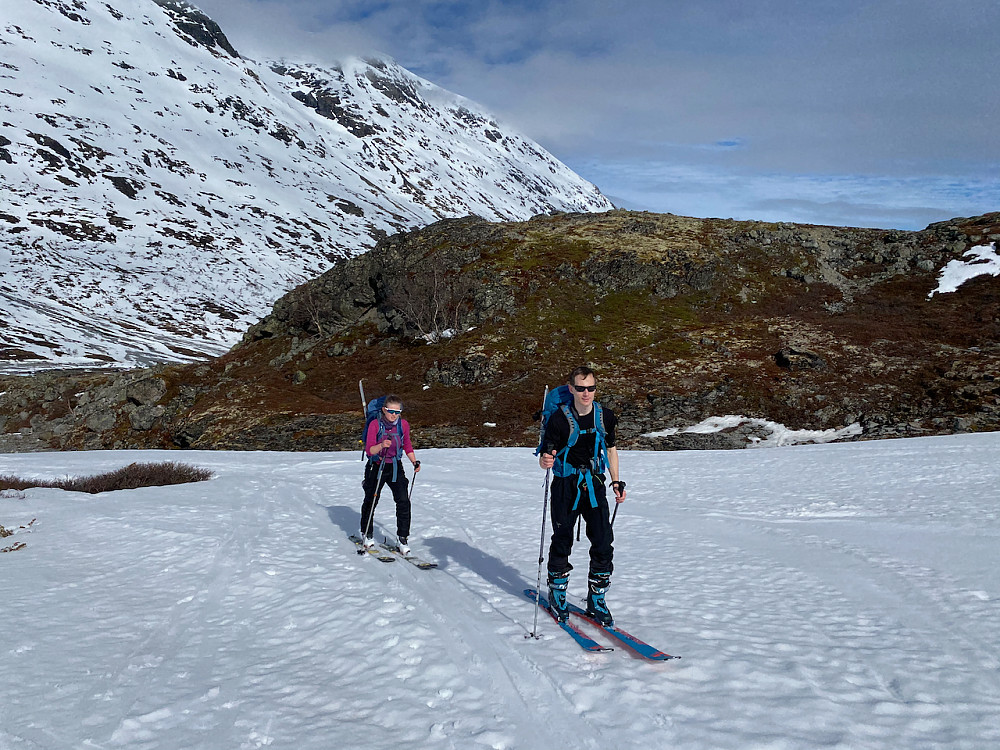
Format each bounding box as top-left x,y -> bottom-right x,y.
0,462 -> 213,494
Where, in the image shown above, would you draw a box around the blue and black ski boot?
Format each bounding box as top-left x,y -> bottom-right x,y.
586,572 -> 613,625
547,570 -> 570,622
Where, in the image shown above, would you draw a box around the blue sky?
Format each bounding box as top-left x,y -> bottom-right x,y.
193,0 -> 1000,229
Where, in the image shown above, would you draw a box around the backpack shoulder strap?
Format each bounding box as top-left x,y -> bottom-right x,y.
594,402 -> 606,437
559,403 -> 580,447
589,402 -> 608,472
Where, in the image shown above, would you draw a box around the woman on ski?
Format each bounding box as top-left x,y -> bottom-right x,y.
360,395 -> 420,554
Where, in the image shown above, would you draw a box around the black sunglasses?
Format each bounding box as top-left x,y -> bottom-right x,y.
571,384 -> 597,392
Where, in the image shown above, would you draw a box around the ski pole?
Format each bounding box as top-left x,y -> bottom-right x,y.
609,480 -> 625,526
528,386 -> 550,640
407,461 -> 420,502
357,378 -> 378,553
359,461 -> 387,554
358,432 -> 387,554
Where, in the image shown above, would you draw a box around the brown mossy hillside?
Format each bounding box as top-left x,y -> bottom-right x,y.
2,209 -> 999,452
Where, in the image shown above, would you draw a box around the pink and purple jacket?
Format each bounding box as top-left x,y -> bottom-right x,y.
365,418 -> 413,462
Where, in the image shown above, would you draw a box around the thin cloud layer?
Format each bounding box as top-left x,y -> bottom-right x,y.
193,0 -> 1000,229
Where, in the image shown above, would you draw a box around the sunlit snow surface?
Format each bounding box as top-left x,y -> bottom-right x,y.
2,433 -> 999,749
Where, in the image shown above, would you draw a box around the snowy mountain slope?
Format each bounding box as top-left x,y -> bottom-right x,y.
0,0 -> 611,372
2,436 -> 999,749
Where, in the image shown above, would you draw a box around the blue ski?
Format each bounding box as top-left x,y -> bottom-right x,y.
524,589 -> 613,653
566,601 -> 679,661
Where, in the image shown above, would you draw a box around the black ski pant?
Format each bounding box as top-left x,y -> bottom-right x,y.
360,460 -> 410,539
547,473 -> 614,576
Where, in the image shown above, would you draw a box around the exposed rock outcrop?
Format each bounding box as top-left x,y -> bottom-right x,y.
2,210 -> 998,452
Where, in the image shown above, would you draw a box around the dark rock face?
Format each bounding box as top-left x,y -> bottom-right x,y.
152,0 -> 241,58
2,210 -> 999,452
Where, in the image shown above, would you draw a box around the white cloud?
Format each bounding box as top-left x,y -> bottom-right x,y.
190,0 -> 1000,228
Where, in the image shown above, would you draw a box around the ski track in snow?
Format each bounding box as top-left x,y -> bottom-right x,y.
2,435 -> 1000,749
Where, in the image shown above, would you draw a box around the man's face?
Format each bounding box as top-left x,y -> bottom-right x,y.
570,374 -> 596,411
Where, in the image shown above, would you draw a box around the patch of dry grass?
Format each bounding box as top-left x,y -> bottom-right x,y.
0,462 -> 212,494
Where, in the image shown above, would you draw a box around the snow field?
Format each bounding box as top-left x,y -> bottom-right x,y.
2,434 -> 999,749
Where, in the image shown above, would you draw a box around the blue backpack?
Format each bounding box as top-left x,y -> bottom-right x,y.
362,395 -> 387,456
362,395 -> 403,477
535,385 -> 608,508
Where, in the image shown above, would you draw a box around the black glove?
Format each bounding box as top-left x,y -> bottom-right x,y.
611,480 -> 626,494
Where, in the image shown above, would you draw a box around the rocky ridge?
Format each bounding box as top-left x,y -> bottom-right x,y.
2,209 -> 998,453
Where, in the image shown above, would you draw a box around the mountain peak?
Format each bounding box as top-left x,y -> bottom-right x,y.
0,0 -> 611,372
152,0 -> 240,58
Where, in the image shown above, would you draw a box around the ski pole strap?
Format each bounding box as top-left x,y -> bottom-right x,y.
611,480 -> 626,494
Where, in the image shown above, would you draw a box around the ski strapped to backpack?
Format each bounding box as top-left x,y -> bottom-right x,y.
534,384 -> 609,510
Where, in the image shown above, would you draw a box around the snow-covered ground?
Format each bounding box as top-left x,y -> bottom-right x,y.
930,243 -> 1000,297
2,434 -> 999,749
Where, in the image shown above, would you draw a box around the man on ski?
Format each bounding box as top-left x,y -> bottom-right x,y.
360,395 -> 420,554
538,366 -> 626,625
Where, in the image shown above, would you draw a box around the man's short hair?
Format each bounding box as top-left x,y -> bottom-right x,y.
567,366 -> 596,384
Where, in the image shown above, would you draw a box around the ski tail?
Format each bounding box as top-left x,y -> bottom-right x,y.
565,601 -> 679,661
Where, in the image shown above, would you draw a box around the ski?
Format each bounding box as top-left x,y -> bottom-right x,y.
566,601 -> 679,661
523,589 -> 614,653
379,542 -> 438,570
348,534 -> 396,562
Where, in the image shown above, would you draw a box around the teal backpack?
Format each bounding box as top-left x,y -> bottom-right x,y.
535,385 -> 608,508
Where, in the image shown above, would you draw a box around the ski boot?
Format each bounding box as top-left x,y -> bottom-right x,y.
396,536 -> 410,555
586,572 -> 613,626
546,570 -> 570,622
361,535 -> 375,550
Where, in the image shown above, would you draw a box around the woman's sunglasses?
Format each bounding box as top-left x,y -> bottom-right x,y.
383,407 -> 402,415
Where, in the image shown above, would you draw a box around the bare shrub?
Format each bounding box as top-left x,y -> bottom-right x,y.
0,462 -> 213,494
386,261 -> 476,341
282,275 -> 327,338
